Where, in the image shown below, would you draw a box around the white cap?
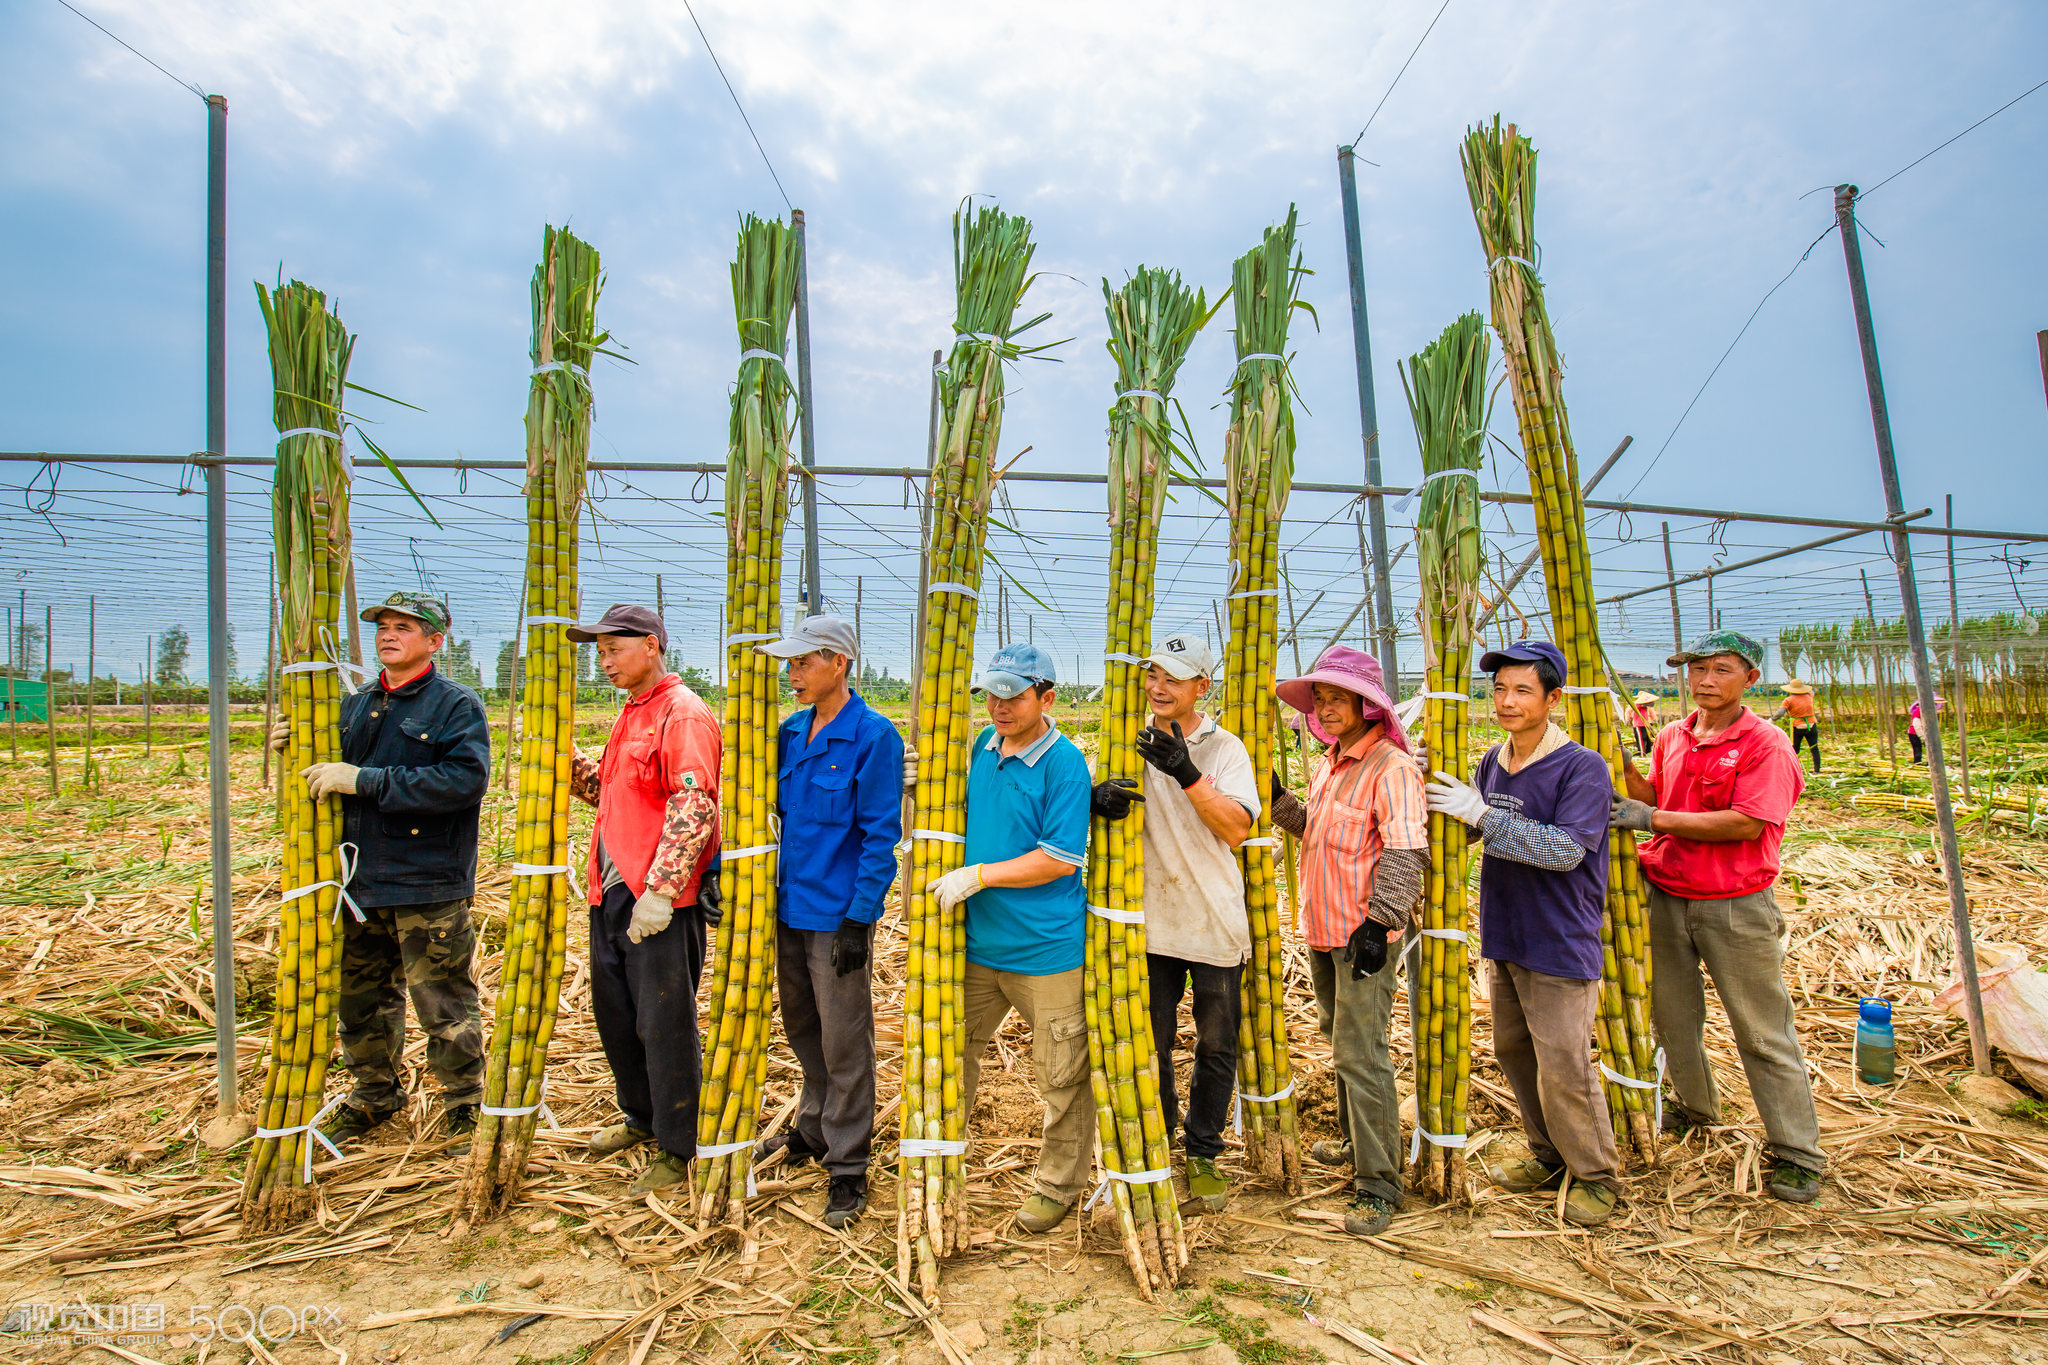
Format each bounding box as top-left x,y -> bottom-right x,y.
757,614 -> 858,660
1144,629 -> 1216,681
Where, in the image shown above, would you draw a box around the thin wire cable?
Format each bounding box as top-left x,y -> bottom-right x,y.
1862,75 -> 2048,199
52,0 -> 204,100
1351,0 -> 1454,146
679,0 -> 793,211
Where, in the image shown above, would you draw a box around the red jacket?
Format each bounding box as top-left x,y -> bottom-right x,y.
579,674 -> 722,905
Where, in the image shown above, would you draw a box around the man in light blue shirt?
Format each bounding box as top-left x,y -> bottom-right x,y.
928,642 -> 1104,1234
752,616 -> 903,1230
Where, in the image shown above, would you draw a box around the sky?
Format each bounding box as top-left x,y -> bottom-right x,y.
1,0 -> 2044,689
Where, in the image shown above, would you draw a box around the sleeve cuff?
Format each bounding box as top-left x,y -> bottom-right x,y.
1038,840 -> 1086,868
355,767 -> 388,801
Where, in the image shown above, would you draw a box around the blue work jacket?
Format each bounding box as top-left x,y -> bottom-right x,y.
774,691 -> 905,930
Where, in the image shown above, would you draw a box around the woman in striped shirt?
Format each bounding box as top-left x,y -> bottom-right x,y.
1270,645 -> 1428,1236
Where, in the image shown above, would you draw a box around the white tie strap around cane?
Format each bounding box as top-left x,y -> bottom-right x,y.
281,841 -> 365,923
1233,1079 -> 1295,1135
898,1138 -> 968,1158
1598,1047 -> 1667,1132
480,1077 -> 560,1130
694,1138 -> 759,1196
1407,1089 -> 1470,1164
255,1093 -> 349,1183
1083,1163 -> 1173,1211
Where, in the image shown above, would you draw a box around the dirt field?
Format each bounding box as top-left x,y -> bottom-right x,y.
2,716 -> 2047,1365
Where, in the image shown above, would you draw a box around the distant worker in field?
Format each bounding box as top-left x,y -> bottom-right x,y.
567,604 -> 723,1195
923,642 -> 1099,1235
1423,640 -> 1621,1226
1612,630 -> 1823,1204
1630,690 -> 1659,756
750,616 -> 904,1230
1906,693 -> 1945,766
1769,679 -> 1821,773
266,591 -> 490,1151
1269,645 -> 1428,1237
1094,631 -> 1258,1213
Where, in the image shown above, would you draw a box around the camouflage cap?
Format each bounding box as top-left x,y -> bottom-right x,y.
361,591 -> 451,634
1668,628 -> 1762,670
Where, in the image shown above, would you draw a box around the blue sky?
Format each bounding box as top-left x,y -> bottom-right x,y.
2,0 -> 2043,687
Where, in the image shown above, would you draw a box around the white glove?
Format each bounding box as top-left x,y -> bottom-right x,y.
930,864 -> 984,910
903,747 -> 919,791
1425,770 -> 1489,827
627,890 -> 673,943
268,718 -> 291,753
301,762 -> 361,800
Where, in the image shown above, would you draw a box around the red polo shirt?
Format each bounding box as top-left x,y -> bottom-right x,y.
1637,706 -> 1804,900
587,674 -> 722,905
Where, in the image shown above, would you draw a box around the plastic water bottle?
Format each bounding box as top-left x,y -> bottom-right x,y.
1856,997 -> 1895,1085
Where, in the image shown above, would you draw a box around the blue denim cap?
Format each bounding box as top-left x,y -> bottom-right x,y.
972,640 -> 1059,698
1478,638 -> 1569,682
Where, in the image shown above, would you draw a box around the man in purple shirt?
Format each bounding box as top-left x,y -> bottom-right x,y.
1425,640 -> 1620,1225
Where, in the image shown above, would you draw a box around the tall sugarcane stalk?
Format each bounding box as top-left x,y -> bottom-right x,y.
1400,312 -> 1490,1203
242,280 -> 355,1230
1463,119 -> 1658,1166
458,225 -> 605,1222
1086,267 -> 1208,1299
899,201 -> 1048,1300
695,214 -> 800,1232
1223,208 -> 1305,1194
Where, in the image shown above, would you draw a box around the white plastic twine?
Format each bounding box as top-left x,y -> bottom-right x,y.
531,360 -> 589,378
1084,1163 -> 1173,1211
1116,389 -> 1164,404
481,1077 -> 560,1129
1408,1085 -> 1470,1163
282,840 -> 365,924
898,1137 -> 968,1158
1599,1047 -> 1667,1132
725,633 -> 778,646
513,852 -> 585,902
1560,685 -> 1615,696
1402,926 -> 1469,957
1086,903 -> 1144,924
1226,589 -> 1279,600
524,615 -> 576,628
1239,836 -> 1280,848
721,843 -> 777,863
275,426 -> 338,444
1419,691 -> 1471,704
1487,255 -> 1537,274
737,348 -> 787,371
1233,1079 -> 1295,1135
911,828 -> 964,844
1394,468 -> 1479,514
256,1094 -> 348,1183
926,582 -> 979,601
954,331 -> 1005,347
1235,352 -> 1286,371
1102,652 -> 1145,665
280,658 -> 374,695
694,1138 -> 758,1196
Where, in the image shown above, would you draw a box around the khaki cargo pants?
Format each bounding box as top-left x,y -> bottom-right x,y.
960,962 -> 1092,1205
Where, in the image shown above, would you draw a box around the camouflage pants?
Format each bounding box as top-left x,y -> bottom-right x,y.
337,897 -> 485,1113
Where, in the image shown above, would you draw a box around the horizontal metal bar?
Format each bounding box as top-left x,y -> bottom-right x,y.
1597,524 -> 1885,604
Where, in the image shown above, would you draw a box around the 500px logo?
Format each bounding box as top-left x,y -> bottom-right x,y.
189,1303 -> 345,1344
4,1299 -> 344,1347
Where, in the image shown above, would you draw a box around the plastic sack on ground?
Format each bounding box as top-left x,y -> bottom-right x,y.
1934,942 -> 2048,1098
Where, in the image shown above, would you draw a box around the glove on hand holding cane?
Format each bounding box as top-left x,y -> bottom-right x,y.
1135,721 -> 1203,789
1090,778 -> 1145,820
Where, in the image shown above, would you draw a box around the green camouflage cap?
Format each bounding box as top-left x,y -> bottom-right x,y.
1668,628 -> 1762,669
361,591 -> 451,633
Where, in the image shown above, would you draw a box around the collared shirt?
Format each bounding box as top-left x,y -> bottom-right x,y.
774,690 -> 905,930
1297,724 -> 1428,951
1638,706 -> 1804,900
585,673 -> 722,906
1473,732 -> 1612,980
962,721 -> 1091,976
1140,714 -> 1259,967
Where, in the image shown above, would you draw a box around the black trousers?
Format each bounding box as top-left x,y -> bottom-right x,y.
1147,954 -> 1243,1161
1908,730 -> 1924,764
776,921 -> 877,1176
1790,724 -> 1821,772
590,882 -> 707,1158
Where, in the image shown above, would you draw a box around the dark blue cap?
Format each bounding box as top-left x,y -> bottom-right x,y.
1479,639 -> 1568,682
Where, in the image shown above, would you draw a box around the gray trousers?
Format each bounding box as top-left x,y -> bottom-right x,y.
1310,947 -> 1403,1207
775,921 -> 877,1177
1490,961 -> 1622,1193
1648,884 -> 1825,1173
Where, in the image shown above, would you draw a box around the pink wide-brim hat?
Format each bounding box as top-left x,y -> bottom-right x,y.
1275,644 -> 1413,752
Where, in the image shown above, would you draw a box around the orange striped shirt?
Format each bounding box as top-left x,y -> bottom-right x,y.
1297,725 -> 1429,950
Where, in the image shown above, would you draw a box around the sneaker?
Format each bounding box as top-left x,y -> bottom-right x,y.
1016,1193 -> 1072,1234
588,1122 -> 655,1158
1488,1157 -> 1564,1194
629,1151 -> 690,1195
318,1102 -> 403,1150
442,1103 -> 477,1157
1186,1157 -> 1229,1214
1342,1193 -> 1396,1237
756,1130 -> 825,1169
1767,1162 -> 1822,1204
1562,1182 -> 1618,1226
822,1175 -> 867,1229
1310,1139 -> 1353,1168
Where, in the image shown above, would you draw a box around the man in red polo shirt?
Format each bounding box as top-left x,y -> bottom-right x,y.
1613,630 -> 1822,1203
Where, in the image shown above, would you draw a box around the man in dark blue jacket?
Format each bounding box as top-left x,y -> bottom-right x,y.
272,591 -> 491,1149
752,615 -> 903,1228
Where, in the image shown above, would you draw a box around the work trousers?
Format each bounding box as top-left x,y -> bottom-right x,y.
1648,884 -> 1825,1172
1146,954 -> 1242,1161
961,962 -> 1093,1205
775,921 -> 877,1177
1309,946 -> 1403,1207
336,897 -> 484,1113
589,881 -> 708,1158
1489,960 -> 1622,1193
1790,724 -> 1821,773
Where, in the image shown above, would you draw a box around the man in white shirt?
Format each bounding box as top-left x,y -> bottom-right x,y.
1101,632 -> 1258,1211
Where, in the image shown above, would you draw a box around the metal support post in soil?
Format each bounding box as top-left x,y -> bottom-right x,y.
1834,182 -> 1990,1076
44,605 -> 57,795
1337,144 -> 1399,686
1661,521 -> 1682,661
793,208 -> 824,617
1861,569 -> 1897,764
1947,495 -> 1971,798
1474,436 -> 1631,636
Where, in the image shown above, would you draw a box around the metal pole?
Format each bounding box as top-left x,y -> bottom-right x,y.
1337,144 -> 1398,685
1861,568 -> 1896,762
44,605 -> 57,795
1283,556 -> 1304,676
6,606 -> 14,762
2038,330 -> 2047,417
261,560 -> 277,785
85,596 -> 95,784
1660,522 -> 1683,662
1476,436 -> 1633,634
1947,495 -> 1971,799
145,634 -> 153,757
1835,183 -> 1990,1077
792,208 -> 824,617
1600,525 -> 1878,604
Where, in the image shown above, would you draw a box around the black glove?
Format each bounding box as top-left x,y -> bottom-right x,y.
698,863 -> 723,929
1271,769 -> 1289,806
1135,721 -> 1203,789
830,919 -> 871,977
1346,920 -> 1391,980
1091,777 -> 1145,821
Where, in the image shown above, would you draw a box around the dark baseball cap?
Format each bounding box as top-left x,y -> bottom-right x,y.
567,603 -> 667,650
1479,638 -> 1568,682
361,591 -> 451,634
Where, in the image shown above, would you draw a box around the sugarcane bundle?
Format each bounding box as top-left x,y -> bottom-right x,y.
1085,267 -> 1210,1298
900,201 -> 1048,1299
458,225 -> 605,1222
1223,207 -> 1305,1194
1399,312 -> 1491,1203
1462,119 -> 1658,1165
242,279 -> 356,1230
695,214 -> 801,1231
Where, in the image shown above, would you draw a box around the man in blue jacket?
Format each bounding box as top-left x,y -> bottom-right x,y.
753,616 -> 903,1228
271,592 -> 491,1150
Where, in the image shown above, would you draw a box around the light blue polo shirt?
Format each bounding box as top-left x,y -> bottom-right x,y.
962,722 -> 1091,976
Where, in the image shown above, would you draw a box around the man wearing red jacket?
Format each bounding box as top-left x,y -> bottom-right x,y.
567,605 -> 723,1194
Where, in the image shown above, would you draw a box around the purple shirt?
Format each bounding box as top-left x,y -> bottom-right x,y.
1473,738 -> 1613,981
